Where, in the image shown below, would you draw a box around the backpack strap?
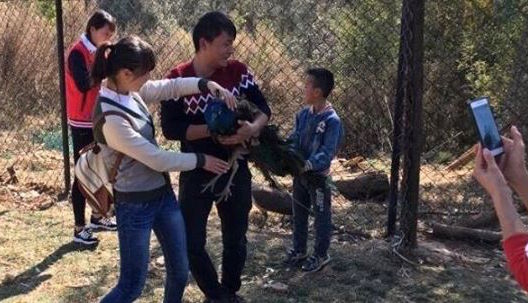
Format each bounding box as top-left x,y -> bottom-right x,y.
99,97 -> 154,129
93,110 -> 140,132
92,110 -> 140,185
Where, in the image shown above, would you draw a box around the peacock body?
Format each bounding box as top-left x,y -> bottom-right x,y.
202,96 -> 306,202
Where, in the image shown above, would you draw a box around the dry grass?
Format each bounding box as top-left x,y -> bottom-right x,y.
0,180 -> 527,303
1,3 -> 525,301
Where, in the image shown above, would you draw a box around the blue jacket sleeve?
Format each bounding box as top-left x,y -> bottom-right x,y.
306,116 -> 343,172
287,112 -> 301,150
160,98 -> 189,141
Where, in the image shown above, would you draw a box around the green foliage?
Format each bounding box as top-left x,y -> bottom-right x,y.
5,0 -> 528,163
36,0 -> 55,21
31,129 -> 66,152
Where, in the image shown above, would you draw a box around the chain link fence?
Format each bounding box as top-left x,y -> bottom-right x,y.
1,0 -> 528,239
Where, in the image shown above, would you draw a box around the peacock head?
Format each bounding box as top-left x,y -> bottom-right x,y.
204,98 -> 237,136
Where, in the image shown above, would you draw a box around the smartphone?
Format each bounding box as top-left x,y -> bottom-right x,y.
468,97 -> 504,156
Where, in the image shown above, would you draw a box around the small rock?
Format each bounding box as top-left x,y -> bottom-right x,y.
20,190 -> 39,199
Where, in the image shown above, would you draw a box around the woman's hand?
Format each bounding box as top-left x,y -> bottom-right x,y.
207,81 -> 237,110
202,155 -> 230,175
473,144 -> 511,199
499,126 -> 528,190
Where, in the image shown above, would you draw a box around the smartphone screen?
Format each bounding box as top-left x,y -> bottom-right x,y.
469,97 -> 503,156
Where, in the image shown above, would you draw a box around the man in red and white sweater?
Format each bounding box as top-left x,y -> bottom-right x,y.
161,12 -> 270,303
473,125 -> 528,291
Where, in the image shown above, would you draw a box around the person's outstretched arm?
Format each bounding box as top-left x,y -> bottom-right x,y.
473,134 -> 528,291
139,78 -> 236,108
473,144 -> 526,238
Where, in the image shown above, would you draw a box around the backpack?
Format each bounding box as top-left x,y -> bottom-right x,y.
74,110 -> 137,218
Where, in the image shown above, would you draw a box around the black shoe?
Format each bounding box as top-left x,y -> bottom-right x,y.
73,227 -> 99,245
89,216 -> 117,231
301,254 -> 331,272
283,249 -> 308,267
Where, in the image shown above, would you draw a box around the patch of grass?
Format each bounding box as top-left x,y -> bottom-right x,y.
0,151 -> 12,160
1,196 -> 528,303
31,129 -> 66,152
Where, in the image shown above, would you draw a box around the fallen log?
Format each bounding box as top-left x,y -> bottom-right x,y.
431,222 -> 502,244
252,185 -> 293,215
445,145 -> 476,171
335,171 -> 389,201
446,123 -> 511,171
458,203 -> 526,228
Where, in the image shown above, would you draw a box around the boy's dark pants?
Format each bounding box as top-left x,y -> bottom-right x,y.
292,173 -> 332,257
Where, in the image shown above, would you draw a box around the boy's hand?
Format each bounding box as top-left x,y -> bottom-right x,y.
473,144 -> 511,199
499,126 -> 528,190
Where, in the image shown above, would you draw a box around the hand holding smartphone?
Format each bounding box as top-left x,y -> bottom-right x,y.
468,97 -> 504,157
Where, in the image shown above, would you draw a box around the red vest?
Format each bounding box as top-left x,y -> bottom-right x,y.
65,40 -> 100,128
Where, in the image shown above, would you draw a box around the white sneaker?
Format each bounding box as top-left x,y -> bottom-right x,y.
89,216 -> 117,231
73,227 -> 99,245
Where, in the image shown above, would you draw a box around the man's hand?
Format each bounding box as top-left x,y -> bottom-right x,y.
217,120 -> 257,146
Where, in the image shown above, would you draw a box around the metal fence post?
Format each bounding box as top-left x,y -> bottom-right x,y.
387,6 -> 407,237
54,0 -> 71,195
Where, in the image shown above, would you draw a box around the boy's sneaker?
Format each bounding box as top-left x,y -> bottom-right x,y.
301,254 -> 331,273
73,227 -> 99,245
283,249 -> 308,267
89,216 -> 117,231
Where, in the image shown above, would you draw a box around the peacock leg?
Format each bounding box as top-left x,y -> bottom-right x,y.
214,148 -> 246,203
201,173 -> 223,194
215,158 -> 239,203
202,148 -> 240,197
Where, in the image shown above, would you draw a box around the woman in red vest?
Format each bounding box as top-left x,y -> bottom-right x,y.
66,10 -> 116,245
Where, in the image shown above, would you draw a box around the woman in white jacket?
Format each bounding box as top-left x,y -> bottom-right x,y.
90,36 -> 235,303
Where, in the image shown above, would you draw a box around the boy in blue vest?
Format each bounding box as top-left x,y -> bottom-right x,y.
284,68 -> 343,272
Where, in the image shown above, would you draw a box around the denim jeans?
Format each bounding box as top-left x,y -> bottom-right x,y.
100,190 -> 188,303
292,173 -> 332,257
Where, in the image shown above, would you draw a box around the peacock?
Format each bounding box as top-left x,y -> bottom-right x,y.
202,95 -> 306,202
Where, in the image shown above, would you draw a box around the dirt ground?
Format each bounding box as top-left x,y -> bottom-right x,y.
0,178 -> 526,303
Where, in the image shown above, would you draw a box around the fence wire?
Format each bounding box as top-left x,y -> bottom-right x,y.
1,0 -> 528,238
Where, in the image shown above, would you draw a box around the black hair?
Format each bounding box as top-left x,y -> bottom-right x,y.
192,11 -> 236,52
91,36 -> 156,85
306,68 -> 335,98
86,10 -> 116,41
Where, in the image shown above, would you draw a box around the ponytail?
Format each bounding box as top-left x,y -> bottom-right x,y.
91,42 -> 114,85
90,36 -> 156,86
